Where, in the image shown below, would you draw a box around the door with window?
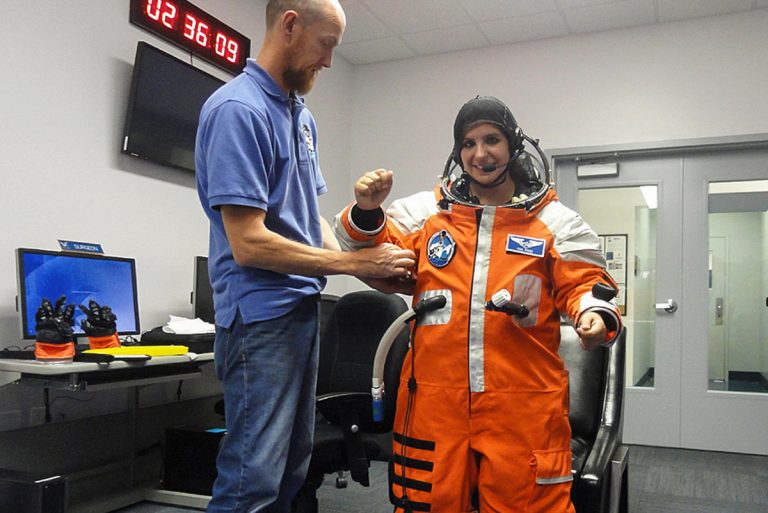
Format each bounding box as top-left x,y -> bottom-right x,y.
554,144 -> 768,455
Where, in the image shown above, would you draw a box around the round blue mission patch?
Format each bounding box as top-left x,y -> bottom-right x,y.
426,229 -> 456,268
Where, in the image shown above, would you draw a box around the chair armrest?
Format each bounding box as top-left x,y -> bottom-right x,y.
581,327 -> 626,487
579,423 -> 620,487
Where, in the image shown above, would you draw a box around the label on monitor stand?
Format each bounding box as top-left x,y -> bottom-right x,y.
58,240 -> 104,255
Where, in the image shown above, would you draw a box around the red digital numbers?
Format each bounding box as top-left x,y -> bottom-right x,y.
132,0 -> 249,74
215,33 -> 240,64
182,13 -> 239,63
145,0 -> 178,30
183,14 -> 209,46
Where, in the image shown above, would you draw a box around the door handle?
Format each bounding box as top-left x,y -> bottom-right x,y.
655,299 -> 678,313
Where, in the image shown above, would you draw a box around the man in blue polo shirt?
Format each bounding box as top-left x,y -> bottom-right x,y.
196,1 -> 415,512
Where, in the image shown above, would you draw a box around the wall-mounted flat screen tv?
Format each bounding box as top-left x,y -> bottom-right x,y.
121,41 -> 225,172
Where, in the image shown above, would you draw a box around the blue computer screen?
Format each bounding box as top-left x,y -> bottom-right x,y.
16,249 -> 140,339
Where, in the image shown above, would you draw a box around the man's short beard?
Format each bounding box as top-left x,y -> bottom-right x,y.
283,66 -> 315,95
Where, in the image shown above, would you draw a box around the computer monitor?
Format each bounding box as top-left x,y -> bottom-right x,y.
192,256 -> 214,324
15,248 -> 141,340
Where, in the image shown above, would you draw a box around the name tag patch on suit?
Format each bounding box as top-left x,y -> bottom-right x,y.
427,230 -> 456,268
506,235 -> 546,258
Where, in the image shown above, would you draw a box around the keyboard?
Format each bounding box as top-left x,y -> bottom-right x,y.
0,349 -> 35,360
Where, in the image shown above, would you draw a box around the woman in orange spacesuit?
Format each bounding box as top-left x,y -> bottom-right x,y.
335,96 -> 622,513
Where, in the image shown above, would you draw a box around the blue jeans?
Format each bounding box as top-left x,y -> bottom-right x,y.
207,295 -> 320,513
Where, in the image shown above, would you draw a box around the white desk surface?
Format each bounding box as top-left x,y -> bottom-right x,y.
0,352 -> 213,375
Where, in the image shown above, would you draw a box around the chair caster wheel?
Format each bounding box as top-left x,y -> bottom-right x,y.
335,476 -> 348,488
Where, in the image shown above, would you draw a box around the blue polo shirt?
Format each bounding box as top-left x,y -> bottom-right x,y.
196,60 -> 327,327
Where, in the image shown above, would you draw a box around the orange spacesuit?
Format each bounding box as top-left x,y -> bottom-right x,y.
336,185 -> 621,512
335,95 -> 622,512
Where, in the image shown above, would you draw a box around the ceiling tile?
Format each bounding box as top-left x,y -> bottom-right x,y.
335,37 -> 416,65
457,0 -> 558,23
401,24 -> 489,56
332,0 -> 766,65
479,11 -> 569,45
564,0 -> 656,34
338,0 -> 393,43
361,0 -> 470,34
657,0 -> 754,22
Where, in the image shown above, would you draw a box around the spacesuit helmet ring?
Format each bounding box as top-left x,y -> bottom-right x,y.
441,96 -> 552,209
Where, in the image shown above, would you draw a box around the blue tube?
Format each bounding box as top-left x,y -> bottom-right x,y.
372,396 -> 384,422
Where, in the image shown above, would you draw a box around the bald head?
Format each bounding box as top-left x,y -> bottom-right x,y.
259,0 -> 345,94
266,0 -> 344,29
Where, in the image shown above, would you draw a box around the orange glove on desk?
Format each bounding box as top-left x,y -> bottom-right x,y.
80,300 -> 121,349
34,296 -> 76,363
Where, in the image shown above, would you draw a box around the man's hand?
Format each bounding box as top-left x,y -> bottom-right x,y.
35,295 -> 75,343
353,243 -> 415,279
80,300 -> 118,337
576,311 -> 608,350
355,169 -> 394,211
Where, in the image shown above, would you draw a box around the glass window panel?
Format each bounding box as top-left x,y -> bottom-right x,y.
707,180 -> 768,393
578,186 -> 657,388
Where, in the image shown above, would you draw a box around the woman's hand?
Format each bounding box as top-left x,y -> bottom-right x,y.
576,312 -> 607,350
355,169 -> 394,211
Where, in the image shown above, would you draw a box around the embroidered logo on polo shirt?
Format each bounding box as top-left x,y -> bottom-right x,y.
427,230 -> 456,268
301,124 -> 315,153
506,234 -> 546,258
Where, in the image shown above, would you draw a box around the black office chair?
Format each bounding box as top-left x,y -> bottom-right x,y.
318,293 -> 341,342
560,323 -> 629,513
292,290 -> 410,513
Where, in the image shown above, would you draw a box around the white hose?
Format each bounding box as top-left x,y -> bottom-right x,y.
371,295 -> 447,422
371,309 -> 416,421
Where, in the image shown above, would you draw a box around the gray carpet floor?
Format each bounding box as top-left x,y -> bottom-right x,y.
112,445 -> 768,513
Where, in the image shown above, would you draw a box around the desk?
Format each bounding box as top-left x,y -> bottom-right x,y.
0,353 -> 214,392
0,353 -> 214,423
0,353 -> 215,513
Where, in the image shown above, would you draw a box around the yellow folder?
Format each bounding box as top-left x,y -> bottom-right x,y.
84,345 -> 189,356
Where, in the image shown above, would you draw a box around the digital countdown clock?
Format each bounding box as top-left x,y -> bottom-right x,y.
130,0 -> 251,75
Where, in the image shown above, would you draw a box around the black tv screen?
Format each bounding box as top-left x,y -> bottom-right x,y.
16,248 -> 141,340
121,41 -> 225,172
